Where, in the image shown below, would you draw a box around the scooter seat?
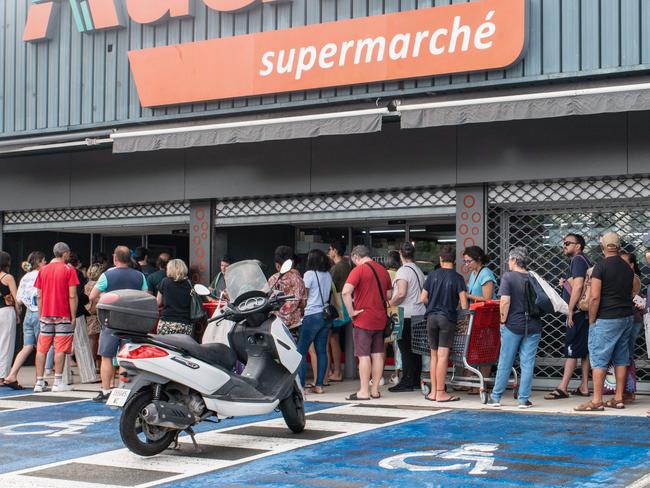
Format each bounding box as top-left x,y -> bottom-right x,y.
153,334 -> 237,370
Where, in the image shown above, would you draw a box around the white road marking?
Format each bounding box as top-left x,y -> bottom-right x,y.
628,472 -> 650,488
0,391 -> 97,412
0,404 -> 449,488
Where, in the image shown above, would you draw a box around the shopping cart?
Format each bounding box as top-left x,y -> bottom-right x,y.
412,301 -> 518,404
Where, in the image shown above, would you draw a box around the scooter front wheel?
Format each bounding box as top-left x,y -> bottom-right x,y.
120,389 -> 178,457
279,383 -> 306,433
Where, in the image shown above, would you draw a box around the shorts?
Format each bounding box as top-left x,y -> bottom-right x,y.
352,327 -> 384,357
22,309 -> 40,347
36,319 -> 74,355
98,327 -> 122,358
426,314 -> 456,350
565,311 -> 589,359
588,316 -> 634,370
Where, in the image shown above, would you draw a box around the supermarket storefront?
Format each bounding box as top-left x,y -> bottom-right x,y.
2,0 -> 650,386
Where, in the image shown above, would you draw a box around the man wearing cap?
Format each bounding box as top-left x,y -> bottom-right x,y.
575,232 -> 634,411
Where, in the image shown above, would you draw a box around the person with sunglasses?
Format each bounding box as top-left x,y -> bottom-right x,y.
545,234 -> 592,400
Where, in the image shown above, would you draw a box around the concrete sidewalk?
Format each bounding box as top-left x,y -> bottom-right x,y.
10,366 -> 649,417
305,377 -> 650,418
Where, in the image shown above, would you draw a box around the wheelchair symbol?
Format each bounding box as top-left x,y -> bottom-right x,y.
379,443 -> 508,476
0,416 -> 112,437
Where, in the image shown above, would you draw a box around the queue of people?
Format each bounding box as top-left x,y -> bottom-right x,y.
1,231 -> 649,417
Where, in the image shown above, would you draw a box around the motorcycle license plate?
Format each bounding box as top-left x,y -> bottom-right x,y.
106,388 -> 130,407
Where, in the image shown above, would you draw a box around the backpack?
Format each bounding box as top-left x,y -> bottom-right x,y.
523,278 -> 543,319
578,266 -> 595,312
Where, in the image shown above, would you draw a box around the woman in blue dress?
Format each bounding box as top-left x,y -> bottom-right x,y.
462,246 -> 497,394
463,246 -> 497,303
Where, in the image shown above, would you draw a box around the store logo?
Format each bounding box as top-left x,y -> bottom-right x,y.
129,0 -> 527,106
23,0 -> 289,42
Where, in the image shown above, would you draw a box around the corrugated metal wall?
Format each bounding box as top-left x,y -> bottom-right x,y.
1,0 -> 649,138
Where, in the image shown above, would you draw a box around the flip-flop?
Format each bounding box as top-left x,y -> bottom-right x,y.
346,393 -> 370,401
544,389 -> 569,400
572,388 -> 590,397
3,381 -> 23,390
436,396 -> 461,403
305,383 -> 315,389
425,395 -> 437,402
371,393 -> 381,399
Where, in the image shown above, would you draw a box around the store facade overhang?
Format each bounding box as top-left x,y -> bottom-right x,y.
399,78 -> 650,130
110,108 -> 387,153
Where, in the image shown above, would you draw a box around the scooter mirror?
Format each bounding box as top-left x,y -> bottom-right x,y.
193,284 -> 211,296
279,259 -> 293,275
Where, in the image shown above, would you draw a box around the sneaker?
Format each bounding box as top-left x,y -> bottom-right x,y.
487,398 -> 501,407
33,382 -> 48,393
52,383 -> 73,393
369,377 -> 385,387
93,391 -> 111,403
518,401 -> 533,409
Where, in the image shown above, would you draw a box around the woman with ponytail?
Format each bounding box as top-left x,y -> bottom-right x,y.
2,251 -> 46,389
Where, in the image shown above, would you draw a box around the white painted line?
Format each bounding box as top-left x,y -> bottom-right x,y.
627,472 -> 650,488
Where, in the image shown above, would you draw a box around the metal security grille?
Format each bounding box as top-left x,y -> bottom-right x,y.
215,187 -> 456,225
488,177 -> 650,386
3,201 -> 190,231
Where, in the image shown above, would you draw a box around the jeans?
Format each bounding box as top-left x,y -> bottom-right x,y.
396,318 -> 422,387
491,326 -> 541,404
588,316 -> 634,370
298,313 -> 329,387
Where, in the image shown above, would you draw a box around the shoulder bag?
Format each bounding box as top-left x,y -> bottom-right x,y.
314,272 -> 339,322
365,263 -> 393,338
187,279 -> 207,323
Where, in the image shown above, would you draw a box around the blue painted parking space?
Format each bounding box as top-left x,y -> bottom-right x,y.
165,409 -> 650,488
0,387 -> 36,398
0,398 -> 337,475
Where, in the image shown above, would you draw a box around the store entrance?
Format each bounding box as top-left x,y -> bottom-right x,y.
296,219 -> 456,274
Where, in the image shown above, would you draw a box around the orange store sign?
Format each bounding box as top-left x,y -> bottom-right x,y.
25,0 -> 527,107
130,0 -> 526,106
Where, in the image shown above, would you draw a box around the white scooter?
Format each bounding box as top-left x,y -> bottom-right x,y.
97,260 -> 305,457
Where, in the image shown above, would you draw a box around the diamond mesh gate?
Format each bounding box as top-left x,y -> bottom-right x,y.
488,177 -> 650,386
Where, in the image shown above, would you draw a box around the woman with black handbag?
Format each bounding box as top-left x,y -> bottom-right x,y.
156,259 -> 194,336
298,249 -> 333,394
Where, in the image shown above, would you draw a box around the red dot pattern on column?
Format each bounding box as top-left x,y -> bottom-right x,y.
458,193 -> 483,277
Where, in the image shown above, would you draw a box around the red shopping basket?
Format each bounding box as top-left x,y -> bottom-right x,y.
203,299 -> 226,318
466,301 -> 501,365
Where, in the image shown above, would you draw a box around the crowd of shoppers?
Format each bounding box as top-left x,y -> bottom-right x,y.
1,228 -> 649,418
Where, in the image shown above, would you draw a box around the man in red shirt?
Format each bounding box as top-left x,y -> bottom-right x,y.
33,242 -> 79,393
342,245 -> 392,401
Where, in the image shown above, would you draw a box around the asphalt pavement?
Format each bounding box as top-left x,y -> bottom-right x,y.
0,384 -> 648,488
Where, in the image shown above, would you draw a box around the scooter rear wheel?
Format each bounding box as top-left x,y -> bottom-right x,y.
279,383 -> 306,433
120,389 -> 178,457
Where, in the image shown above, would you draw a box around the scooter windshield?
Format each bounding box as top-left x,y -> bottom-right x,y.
225,260 -> 270,302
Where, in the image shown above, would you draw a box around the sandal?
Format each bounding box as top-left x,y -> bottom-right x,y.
437,395 -> 461,403
604,398 -> 625,410
305,383 -> 315,389
572,388 -> 590,397
574,400 -> 604,412
370,393 -> 381,399
346,392 -> 370,401
2,381 -> 23,390
544,388 -> 569,400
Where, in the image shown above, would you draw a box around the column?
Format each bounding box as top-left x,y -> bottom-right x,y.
189,200 -> 215,285
455,186 -> 487,278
